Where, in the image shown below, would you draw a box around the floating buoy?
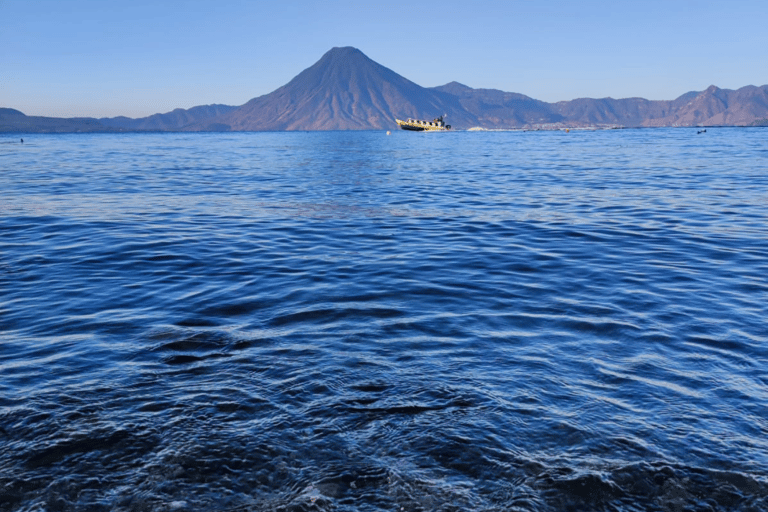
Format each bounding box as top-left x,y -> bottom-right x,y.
386,131 -> 391,135
565,129 -> 569,133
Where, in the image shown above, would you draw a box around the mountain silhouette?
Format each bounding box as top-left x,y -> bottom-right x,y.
431,82 -> 561,127
98,104 -> 236,131
201,47 -> 462,131
143,47 -> 768,130
642,85 -> 768,127
0,108 -> 117,133
4,47 -> 768,132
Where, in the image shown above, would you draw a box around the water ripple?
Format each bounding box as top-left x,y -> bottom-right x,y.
2,129 -> 767,510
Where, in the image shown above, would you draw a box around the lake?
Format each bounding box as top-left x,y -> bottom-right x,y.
2,129 -> 767,511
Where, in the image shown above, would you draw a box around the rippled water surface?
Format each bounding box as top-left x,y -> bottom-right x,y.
2,129 -> 767,511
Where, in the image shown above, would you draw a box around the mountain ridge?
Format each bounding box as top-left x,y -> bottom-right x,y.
3,47 -> 768,132
194,47 -> 468,131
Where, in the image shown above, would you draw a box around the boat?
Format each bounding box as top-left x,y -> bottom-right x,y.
395,115 -> 451,132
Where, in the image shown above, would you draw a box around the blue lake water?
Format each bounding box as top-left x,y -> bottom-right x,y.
1,129 -> 767,511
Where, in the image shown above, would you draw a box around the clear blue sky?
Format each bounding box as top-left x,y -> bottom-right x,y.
2,0 -> 767,118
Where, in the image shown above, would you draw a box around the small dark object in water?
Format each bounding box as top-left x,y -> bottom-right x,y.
697,129 -> 707,134
20,138 -> 24,143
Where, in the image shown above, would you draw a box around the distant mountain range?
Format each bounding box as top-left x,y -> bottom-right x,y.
3,47 -> 768,132
0,108 -> 114,133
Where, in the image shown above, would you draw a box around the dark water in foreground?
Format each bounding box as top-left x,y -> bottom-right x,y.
1,129 -> 767,511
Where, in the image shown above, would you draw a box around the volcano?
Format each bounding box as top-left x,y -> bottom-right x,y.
202,47 -> 768,131
5,46 -> 768,133
204,47 -> 467,131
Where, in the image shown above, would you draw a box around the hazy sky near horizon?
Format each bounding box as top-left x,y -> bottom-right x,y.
3,0 -> 767,118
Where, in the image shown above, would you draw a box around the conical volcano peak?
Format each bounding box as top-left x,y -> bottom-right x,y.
325,46 -> 365,57
290,45 -> 407,93
316,46 -> 372,67
186,47 -> 768,132
221,46 -> 455,130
